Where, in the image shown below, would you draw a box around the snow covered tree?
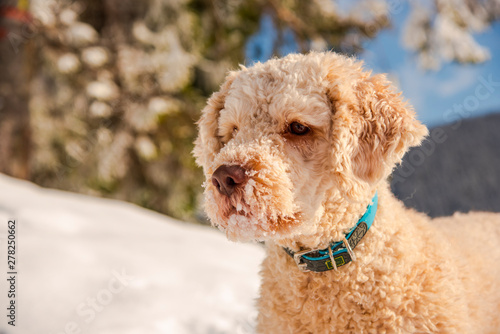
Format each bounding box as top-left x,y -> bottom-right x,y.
22,0 -> 395,220
403,0 -> 500,69
1,0 -> 498,221
28,0 -> 205,220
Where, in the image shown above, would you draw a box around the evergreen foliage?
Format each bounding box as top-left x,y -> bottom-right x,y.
1,0 -> 498,221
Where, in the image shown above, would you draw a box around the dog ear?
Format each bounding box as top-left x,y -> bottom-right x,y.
327,60 -> 428,196
351,73 -> 428,183
193,71 -> 237,174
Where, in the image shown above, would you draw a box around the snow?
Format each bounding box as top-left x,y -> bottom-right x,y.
0,174 -> 264,334
86,80 -> 120,101
81,47 -> 109,68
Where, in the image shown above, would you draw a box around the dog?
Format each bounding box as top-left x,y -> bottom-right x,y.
193,52 -> 500,333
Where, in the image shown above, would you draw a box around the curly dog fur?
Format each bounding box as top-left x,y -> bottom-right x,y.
194,52 -> 500,333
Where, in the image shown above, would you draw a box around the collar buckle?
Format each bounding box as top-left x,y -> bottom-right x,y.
286,192 -> 378,273
327,246 -> 338,272
293,236 -> 355,273
293,248 -> 320,273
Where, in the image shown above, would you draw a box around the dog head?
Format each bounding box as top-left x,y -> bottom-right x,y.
194,52 -> 427,242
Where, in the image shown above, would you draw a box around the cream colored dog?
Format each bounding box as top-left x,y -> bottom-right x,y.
193,52 -> 500,333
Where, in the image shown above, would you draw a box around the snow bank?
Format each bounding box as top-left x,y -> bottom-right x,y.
0,174 -> 264,334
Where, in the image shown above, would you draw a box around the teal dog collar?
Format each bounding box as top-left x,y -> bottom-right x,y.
285,193 -> 378,273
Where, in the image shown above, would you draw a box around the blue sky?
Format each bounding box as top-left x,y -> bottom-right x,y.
246,4 -> 500,127
360,3 -> 500,127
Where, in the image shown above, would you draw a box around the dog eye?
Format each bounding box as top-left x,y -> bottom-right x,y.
289,122 -> 310,136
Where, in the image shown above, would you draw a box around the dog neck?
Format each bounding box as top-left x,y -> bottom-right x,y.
277,184 -> 382,250
268,183 -> 407,275
283,192 -> 378,272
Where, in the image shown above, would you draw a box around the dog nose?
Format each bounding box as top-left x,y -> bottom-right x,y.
211,165 -> 248,197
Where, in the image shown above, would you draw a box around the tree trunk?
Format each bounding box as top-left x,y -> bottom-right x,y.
0,0 -> 31,179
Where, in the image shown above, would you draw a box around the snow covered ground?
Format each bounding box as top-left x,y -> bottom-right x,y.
0,174 -> 265,334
